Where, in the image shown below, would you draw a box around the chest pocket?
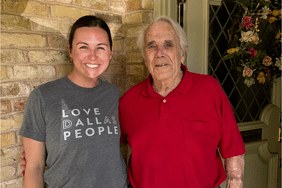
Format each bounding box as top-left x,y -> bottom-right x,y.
182,120 -> 221,153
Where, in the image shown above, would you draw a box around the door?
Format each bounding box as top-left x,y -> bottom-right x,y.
154,0 -> 280,187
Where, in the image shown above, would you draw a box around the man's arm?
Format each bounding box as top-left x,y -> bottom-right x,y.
225,154 -> 245,188
23,137 -> 46,188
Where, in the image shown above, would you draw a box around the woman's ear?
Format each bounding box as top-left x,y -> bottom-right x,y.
68,44 -> 73,59
109,46 -> 113,60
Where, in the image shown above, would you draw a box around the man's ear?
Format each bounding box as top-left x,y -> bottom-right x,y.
181,46 -> 188,64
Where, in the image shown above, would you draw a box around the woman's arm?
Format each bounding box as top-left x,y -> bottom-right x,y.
23,137 -> 46,188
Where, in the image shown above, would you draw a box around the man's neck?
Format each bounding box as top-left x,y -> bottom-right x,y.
152,70 -> 183,97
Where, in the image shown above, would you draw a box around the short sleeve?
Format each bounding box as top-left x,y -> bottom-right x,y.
217,84 -> 246,159
19,87 -> 46,142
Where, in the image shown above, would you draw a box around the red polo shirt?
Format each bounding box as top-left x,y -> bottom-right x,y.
119,65 -> 245,188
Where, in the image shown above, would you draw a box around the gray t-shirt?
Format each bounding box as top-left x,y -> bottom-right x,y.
19,76 -> 127,188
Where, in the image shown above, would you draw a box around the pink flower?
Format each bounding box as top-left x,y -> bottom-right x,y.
241,16 -> 254,29
249,48 -> 257,58
242,67 -> 253,77
251,32 -> 259,44
262,55 -> 273,66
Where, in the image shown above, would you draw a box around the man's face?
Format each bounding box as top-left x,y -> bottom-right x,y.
144,21 -> 185,83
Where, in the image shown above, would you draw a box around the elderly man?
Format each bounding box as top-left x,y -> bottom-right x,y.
119,16 -> 245,188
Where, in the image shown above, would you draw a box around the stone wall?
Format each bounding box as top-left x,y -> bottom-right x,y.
0,0 -> 153,187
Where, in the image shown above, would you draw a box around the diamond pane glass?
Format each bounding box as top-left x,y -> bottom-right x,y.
208,0 -> 272,123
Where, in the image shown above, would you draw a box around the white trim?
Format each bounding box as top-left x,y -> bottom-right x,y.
258,142 -> 279,188
183,0 -> 209,74
271,77 -> 281,108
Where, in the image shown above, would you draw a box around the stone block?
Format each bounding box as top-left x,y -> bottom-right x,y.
111,53 -> 126,64
51,5 -> 90,20
16,163 -> 23,178
125,26 -> 143,38
1,33 -> 46,47
1,100 -> 11,114
126,0 -> 142,12
90,0 -> 108,10
13,113 -> 24,130
104,64 -> 125,75
30,17 -> 72,34
109,1 -> 125,13
57,64 -> 74,77
23,1 -> 50,16
126,64 -> 144,76
95,13 -> 122,25
126,51 -> 143,63
28,51 -> 69,64
142,12 -> 153,23
1,82 -> 31,97
7,67 -> 13,78
10,65 -> 55,79
1,49 -> 27,64
142,0 -> 153,9
0,165 -> 16,182
48,0 -> 72,3
73,0 -> 91,7
3,0 -> 29,13
3,0 -> 49,16
1,146 -> 22,164
123,12 -> 143,24
1,66 -> 7,79
1,14 -> 30,31
18,133 -> 23,145
12,98 -> 28,112
0,116 -> 14,131
41,66 -> 56,78
113,39 -> 123,51
0,177 -> 23,188
124,37 -> 138,51
110,26 -> 125,38
47,34 -> 69,49
11,66 -> 36,79
1,132 -> 16,147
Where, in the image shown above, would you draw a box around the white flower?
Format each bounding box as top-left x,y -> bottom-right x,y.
244,78 -> 255,87
239,31 -> 254,43
260,6 -> 270,19
275,57 -> 281,70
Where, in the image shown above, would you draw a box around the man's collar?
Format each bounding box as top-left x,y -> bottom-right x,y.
141,64 -> 193,97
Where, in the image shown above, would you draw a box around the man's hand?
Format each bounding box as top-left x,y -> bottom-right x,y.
225,154 -> 245,188
20,146 -> 26,177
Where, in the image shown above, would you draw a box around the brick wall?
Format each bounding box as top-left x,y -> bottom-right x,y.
0,0 -> 153,187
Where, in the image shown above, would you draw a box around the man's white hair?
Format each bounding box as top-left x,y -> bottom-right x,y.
137,16 -> 188,59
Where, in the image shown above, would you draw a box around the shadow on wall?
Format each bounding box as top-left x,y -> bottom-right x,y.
2,0 -> 72,87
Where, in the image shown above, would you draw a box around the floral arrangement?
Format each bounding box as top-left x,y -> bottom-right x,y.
222,0 -> 281,87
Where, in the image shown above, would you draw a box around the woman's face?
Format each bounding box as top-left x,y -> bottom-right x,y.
68,26 -> 113,85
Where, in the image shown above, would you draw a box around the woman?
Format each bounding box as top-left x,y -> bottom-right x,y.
19,15 -> 127,188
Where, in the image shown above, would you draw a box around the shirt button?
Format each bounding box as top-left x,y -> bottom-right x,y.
163,99 -> 166,103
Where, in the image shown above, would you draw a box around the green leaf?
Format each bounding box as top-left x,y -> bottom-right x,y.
237,66 -> 243,72
222,55 -> 233,61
